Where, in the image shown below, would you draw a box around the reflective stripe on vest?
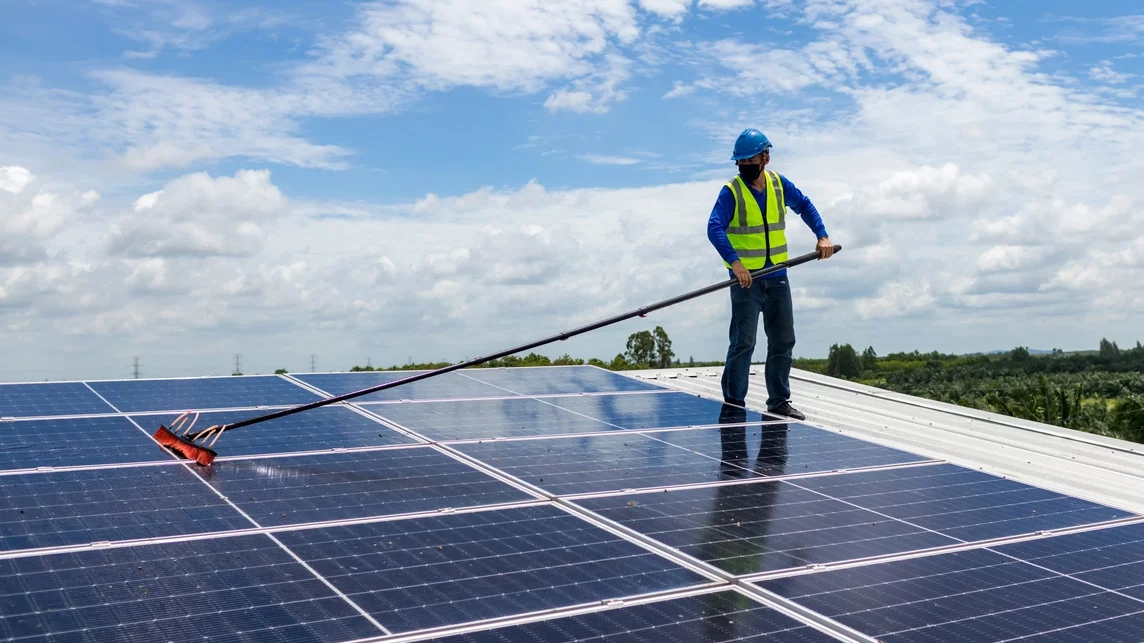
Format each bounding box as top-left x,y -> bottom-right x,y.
723,170 -> 788,270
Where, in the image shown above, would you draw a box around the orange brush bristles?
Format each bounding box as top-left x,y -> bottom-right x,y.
153,425 -> 218,466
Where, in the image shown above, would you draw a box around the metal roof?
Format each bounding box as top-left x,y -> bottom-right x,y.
630,365 -> 1144,516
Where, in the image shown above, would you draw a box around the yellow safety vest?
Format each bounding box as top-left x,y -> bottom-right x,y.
723,170 -> 788,270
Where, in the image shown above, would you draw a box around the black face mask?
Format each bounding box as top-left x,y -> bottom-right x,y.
738,163 -> 763,182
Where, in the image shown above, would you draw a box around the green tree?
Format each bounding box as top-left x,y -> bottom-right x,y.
609,353 -> 631,370
1099,338 -> 1121,359
860,346 -> 878,373
652,326 -> 675,368
274,368 -> 288,374
826,343 -> 860,379
625,330 -> 657,367
587,357 -> 608,368
1010,346 -> 1031,362
553,353 -> 585,366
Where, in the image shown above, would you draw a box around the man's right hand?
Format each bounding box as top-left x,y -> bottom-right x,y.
731,260 -> 752,288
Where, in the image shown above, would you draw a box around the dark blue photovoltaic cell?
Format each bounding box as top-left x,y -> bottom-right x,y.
295,371 -> 512,402
0,416 -> 161,470
546,392 -> 771,430
643,423 -> 928,477
193,448 -> 533,526
428,590 -> 835,642
0,534 -> 382,643
574,481 -> 957,575
454,432 -> 765,495
86,375 -> 321,412
137,405 -> 416,457
277,505 -> 707,633
994,522 -> 1144,600
0,465 -> 248,551
0,382 -> 116,418
462,366 -> 665,396
790,464 -> 1133,541
366,397 -> 610,441
757,548 -> 1144,642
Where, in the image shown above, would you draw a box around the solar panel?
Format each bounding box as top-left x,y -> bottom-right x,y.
572,479 -> 958,575
86,375 -> 322,413
192,448 -> 535,526
636,423 -> 931,476
274,504 -> 709,634
5,365 -> 1141,642
0,465 -> 249,551
136,405 -> 417,457
0,382 -> 116,418
0,416 -> 159,470
0,534 -> 384,642
366,397 -> 613,441
461,365 -> 667,395
295,371 -> 513,402
789,463 -> 1133,541
756,547 -> 1144,642
992,522 -> 1144,600
544,391 -> 776,430
427,589 -> 837,642
453,431 -> 768,495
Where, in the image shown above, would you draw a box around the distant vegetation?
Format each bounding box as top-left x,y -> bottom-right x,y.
343,328 -> 1144,445
793,339 -> 1144,445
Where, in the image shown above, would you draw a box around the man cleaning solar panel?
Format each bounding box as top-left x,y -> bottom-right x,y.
153,128 -> 840,466
708,128 -> 835,421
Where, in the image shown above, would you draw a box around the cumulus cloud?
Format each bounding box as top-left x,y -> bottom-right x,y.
105,169 -> 287,258
0,166 -> 35,193
829,163 -> 992,220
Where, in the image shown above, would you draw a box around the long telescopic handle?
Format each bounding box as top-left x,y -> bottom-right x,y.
193,245 -> 840,439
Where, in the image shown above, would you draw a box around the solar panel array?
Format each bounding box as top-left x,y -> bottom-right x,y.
1,365 -> 1141,642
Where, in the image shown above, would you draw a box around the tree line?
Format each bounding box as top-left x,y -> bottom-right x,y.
794,339 -> 1144,444
338,328 -> 1144,445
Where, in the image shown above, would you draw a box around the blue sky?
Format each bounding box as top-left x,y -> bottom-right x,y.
1,0 -> 1143,380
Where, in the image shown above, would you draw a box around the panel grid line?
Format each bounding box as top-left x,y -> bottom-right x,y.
112,407 -> 394,637
0,498 -> 552,561
339,583 -> 732,643
450,372 -> 877,643
739,515 -> 1144,583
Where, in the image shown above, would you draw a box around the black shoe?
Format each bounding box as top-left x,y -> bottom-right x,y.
767,401 -> 805,421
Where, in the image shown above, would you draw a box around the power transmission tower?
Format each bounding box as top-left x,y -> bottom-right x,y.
133,357 -> 140,379
233,354 -> 242,376
310,354 -> 317,371
367,356 -> 372,369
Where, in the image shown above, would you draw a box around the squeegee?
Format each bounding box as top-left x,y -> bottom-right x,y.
154,245 -> 841,465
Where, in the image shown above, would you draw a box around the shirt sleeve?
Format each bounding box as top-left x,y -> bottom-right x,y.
780,175 -> 828,239
707,185 -> 739,265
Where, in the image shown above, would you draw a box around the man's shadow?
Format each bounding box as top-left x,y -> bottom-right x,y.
717,402 -> 789,478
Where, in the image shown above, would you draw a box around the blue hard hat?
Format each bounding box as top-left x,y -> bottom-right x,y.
731,128 -> 772,161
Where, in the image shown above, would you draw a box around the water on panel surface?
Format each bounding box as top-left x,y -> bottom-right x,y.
192,447 -> 534,526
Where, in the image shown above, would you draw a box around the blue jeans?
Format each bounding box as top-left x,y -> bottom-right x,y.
721,274 -> 795,409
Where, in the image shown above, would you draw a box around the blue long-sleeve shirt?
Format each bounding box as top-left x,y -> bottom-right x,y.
707,174 -> 828,279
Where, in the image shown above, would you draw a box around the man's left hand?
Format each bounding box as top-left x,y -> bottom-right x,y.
817,236 -> 834,259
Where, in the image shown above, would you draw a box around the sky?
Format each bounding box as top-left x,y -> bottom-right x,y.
1,0 -> 1142,382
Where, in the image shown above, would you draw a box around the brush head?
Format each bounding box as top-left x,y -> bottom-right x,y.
153,425 -> 217,466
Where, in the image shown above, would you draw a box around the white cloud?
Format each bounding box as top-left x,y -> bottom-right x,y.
307,0 -> 640,93
856,279 -> 935,319
700,0 -> 755,8
829,163 -> 991,220
662,80 -> 696,99
105,169 -> 287,258
640,0 -> 691,18
0,166 -> 34,194
579,154 -> 641,165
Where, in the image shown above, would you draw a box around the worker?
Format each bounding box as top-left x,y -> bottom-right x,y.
707,128 -> 834,420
